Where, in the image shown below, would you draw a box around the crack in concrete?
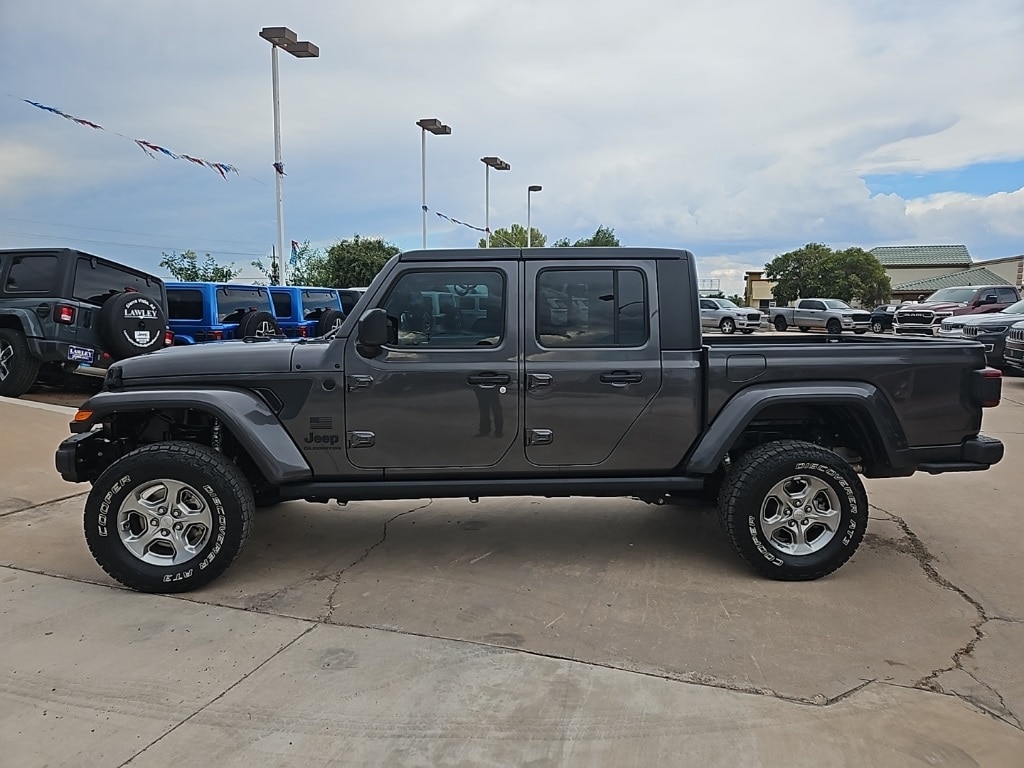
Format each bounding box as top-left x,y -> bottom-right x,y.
244,500 -> 433,616
116,623 -> 318,767
869,503 -> 1023,731
317,499 -> 433,624
0,491 -> 89,518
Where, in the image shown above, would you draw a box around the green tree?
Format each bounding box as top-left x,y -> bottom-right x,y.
251,241 -> 330,286
159,250 -> 240,282
764,243 -> 890,306
552,225 -> 620,248
322,234 -> 400,288
477,223 -> 548,248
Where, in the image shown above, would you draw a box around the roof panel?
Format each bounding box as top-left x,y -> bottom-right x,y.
870,245 -> 972,267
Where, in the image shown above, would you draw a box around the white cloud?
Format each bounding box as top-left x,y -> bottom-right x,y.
1,0 -> 1022,278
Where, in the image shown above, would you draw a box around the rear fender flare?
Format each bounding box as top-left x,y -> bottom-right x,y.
75,388 -> 311,484
686,381 -> 906,474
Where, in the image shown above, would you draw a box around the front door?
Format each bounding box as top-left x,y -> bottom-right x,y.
343,264 -> 519,469
524,262 -> 662,466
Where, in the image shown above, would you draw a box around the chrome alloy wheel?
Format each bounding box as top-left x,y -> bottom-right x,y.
0,339 -> 14,381
759,474 -> 840,555
116,479 -> 213,565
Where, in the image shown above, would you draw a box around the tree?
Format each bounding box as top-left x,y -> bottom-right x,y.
322,234 -> 400,288
251,241 -> 330,287
764,243 -> 890,307
477,223 -> 547,248
552,225 -> 620,248
159,250 -> 240,282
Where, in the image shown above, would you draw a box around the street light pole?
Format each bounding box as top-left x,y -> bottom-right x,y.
259,27 -> 318,286
416,118 -> 451,249
480,156 -> 510,248
527,185 -> 542,248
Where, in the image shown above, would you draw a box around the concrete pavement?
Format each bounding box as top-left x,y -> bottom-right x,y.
1,390 -> 1022,766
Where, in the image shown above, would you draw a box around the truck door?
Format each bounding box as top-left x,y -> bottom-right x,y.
523,262 -> 662,466
343,263 -> 519,469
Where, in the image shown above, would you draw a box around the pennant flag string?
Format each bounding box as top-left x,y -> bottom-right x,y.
425,206 -> 519,246
18,96 -> 242,180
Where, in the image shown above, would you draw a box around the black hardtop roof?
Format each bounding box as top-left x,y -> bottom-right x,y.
399,247 -> 693,262
0,247 -> 164,282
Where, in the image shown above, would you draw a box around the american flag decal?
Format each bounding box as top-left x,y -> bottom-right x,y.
309,416 -> 333,430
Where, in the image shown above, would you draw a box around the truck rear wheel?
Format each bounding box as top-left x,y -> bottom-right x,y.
773,316 -> 788,332
0,328 -> 40,397
718,440 -> 867,580
84,442 -> 254,593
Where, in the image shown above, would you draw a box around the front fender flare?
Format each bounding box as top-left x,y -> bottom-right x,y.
686,381 -> 906,474
73,388 -> 312,484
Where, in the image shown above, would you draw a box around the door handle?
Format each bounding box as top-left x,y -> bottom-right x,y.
600,371 -> 643,386
467,372 -> 511,388
527,373 -> 553,390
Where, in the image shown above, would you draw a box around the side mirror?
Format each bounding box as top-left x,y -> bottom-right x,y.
357,308 -> 389,352
979,294 -> 998,305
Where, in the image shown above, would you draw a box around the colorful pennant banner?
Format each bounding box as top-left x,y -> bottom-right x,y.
21,97 -> 240,179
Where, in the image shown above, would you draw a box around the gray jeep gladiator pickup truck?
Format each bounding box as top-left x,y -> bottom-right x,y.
55,247 -> 1004,593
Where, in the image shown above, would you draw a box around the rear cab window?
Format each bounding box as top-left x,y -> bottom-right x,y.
216,286 -> 271,324
73,258 -> 165,306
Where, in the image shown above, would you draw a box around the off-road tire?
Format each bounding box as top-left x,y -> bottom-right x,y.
719,317 -> 736,334
0,328 -> 41,397
826,319 -> 843,335
718,440 -> 867,581
97,292 -> 168,360
237,310 -> 280,338
84,442 -> 254,593
773,316 -> 788,332
317,309 -> 345,336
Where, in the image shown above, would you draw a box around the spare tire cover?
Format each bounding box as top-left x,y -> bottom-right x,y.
237,310 -> 280,338
98,292 -> 168,359
317,309 -> 345,336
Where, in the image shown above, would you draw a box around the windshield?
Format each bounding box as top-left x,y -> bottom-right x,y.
717,299 -> 738,308
926,288 -> 977,303
823,299 -> 852,310
1001,299 -> 1024,314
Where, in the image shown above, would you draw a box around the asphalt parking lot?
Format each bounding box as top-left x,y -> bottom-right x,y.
1,376 -> 1023,766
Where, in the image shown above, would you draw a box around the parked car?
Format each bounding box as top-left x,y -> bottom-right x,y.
869,304 -> 903,334
893,285 -> 1021,336
937,300 -> 1024,367
338,287 -> 368,315
57,246 -> 1004,593
270,286 -> 345,338
1001,320 -> 1024,372
699,297 -> 763,334
770,299 -> 870,334
0,248 -> 169,396
166,282 -> 280,344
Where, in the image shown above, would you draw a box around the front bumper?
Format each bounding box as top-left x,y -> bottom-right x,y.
894,324 -> 938,336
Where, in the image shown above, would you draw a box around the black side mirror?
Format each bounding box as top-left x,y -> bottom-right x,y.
356,308 -> 389,356
980,294 -> 998,305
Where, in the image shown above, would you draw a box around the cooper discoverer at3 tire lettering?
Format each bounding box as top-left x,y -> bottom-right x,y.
718,440 -> 868,581
83,441 -> 254,593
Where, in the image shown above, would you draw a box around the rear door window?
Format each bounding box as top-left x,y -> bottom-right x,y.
536,268 -> 648,347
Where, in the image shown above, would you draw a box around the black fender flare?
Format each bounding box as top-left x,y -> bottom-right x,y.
72,388 -> 312,484
685,381 -> 907,474
0,309 -> 46,351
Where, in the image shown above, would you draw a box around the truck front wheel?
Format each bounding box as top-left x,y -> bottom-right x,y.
84,442 -> 254,593
826,319 -> 843,335
718,440 -> 867,580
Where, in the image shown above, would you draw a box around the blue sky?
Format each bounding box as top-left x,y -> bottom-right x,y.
2,0 -> 1023,297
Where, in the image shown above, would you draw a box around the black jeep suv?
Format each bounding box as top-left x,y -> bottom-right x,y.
0,248 -> 169,397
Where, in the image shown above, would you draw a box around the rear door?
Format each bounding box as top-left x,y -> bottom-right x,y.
343,262 -> 519,469
523,261 -> 662,466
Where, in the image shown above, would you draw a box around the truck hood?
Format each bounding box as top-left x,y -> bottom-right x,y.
904,301 -> 967,313
109,340 -> 297,383
956,311 -> 1024,328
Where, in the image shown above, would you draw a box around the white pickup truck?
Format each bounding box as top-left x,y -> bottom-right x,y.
770,299 -> 871,334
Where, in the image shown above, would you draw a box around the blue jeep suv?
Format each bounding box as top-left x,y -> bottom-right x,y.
166,282 -> 281,344
269,286 -> 346,338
